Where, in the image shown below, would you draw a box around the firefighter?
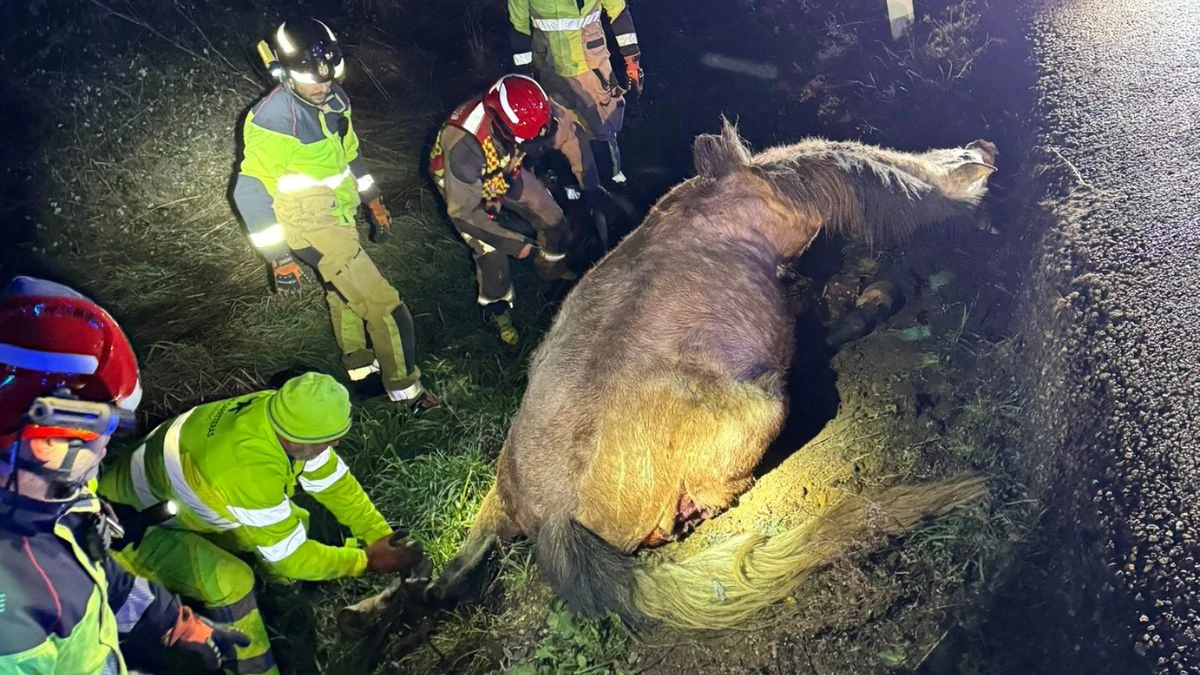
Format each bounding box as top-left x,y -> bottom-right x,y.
509,0 -> 643,183
0,276 -> 248,674
232,17 -> 440,413
97,371 -> 424,675
429,74 -> 603,346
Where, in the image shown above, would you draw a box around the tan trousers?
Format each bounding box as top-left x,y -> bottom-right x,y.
275,189 -> 422,400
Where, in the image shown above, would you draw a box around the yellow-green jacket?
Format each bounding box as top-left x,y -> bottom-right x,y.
509,0 -> 640,77
0,491 -> 183,673
98,391 -> 392,581
232,85 -> 382,262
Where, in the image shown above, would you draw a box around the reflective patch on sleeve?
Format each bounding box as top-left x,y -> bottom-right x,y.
227,498 -> 293,528
257,523 -> 308,563
303,447 -> 334,473
298,457 -> 349,493
114,576 -> 155,632
356,174 -> 376,192
615,33 -> 639,47
249,224 -> 286,249
513,51 -> 534,66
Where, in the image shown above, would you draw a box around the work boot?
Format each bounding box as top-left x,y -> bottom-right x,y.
408,389 -> 442,416
490,311 -> 520,346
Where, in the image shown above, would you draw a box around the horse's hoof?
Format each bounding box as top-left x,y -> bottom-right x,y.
337,594 -> 388,640
337,605 -> 373,640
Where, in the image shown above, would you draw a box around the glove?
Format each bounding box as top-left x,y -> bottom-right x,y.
270,255 -> 302,294
365,529 -> 425,574
365,196 -> 390,231
624,53 -> 644,96
581,189 -> 611,249
163,605 -> 250,671
365,196 -> 391,243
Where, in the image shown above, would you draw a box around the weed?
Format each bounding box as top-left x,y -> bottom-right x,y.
504,602 -> 633,675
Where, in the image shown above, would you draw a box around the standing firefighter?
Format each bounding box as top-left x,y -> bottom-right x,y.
232,17 -> 440,413
509,0 -> 643,183
98,371 -> 425,675
430,74 -> 601,346
0,276 -> 248,674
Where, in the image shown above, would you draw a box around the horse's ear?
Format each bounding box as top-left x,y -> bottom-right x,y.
693,116 -> 752,178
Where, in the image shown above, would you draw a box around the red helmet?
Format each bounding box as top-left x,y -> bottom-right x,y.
483,74 -> 552,143
0,277 -> 141,446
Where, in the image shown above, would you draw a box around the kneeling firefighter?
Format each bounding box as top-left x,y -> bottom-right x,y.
0,276 -> 248,674
429,73 -> 604,345
98,371 -> 424,675
232,17 -> 440,413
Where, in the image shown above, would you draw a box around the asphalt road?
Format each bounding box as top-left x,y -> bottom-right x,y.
1027,0 -> 1200,672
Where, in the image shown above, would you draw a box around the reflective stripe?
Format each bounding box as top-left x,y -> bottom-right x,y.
276,24 -> 296,55
299,457 -> 348,493
513,51 -> 533,66
276,167 -> 354,193
129,444 -> 157,509
460,232 -> 497,255
227,498 -> 292,528
460,103 -> 486,135
0,343 -> 99,375
162,410 -> 239,531
289,69 -> 321,84
257,522 -> 306,562
347,360 -> 380,381
478,287 -> 515,305
102,654 -> 120,675
115,576 -> 155,632
304,447 -> 334,473
532,11 -> 600,31
119,379 -> 143,412
356,174 -> 375,192
249,224 -> 286,249
209,591 -> 259,624
387,382 -> 424,402
540,251 -> 566,262
615,32 -> 638,47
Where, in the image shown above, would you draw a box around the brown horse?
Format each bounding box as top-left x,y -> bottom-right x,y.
345,120 -> 997,631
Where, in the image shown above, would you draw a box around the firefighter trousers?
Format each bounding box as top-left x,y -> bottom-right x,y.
274,190 -> 423,401
111,525 -> 278,675
532,27 -> 625,176
446,170 -> 570,308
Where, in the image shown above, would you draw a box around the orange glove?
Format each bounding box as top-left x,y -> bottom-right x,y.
270,255 -> 302,294
366,197 -> 391,231
624,53 -> 644,96
163,605 -> 250,671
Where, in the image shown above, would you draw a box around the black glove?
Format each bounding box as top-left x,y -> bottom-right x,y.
165,605 -> 251,671
581,188 -> 611,249
109,500 -> 177,552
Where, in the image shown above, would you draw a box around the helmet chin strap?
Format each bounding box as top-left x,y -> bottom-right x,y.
3,436 -> 91,503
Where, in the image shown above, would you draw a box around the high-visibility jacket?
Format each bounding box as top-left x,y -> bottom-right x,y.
509,0 -> 640,77
99,391 -> 392,581
0,490 -> 181,674
232,85 -> 382,262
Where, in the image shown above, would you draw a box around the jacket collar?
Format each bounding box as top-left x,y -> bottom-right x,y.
0,489 -> 97,535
